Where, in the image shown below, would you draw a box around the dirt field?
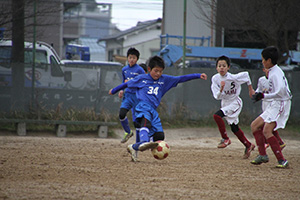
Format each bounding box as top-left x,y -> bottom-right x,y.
0,127 -> 300,200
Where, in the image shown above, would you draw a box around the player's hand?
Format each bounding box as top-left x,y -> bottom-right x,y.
220,81 -> 225,92
252,92 -> 264,103
108,89 -> 113,95
200,73 -> 207,80
249,89 -> 255,98
118,90 -> 124,98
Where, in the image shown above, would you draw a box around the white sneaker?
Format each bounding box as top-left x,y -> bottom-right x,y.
127,144 -> 137,162
138,142 -> 158,152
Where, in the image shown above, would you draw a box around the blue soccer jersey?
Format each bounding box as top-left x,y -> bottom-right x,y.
127,73 -> 201,109
122,63 -> 145,94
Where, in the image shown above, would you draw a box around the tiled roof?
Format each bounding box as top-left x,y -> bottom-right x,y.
98,18 -> 161,41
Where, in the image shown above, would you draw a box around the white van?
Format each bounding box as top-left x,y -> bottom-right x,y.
0,39 -> 71,88
61,60 -> 122,90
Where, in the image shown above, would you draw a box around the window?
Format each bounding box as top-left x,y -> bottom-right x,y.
50,56 -> 64,77
0,47 -> 48,69
108,50 -> 113,61
0,46 -> 11,64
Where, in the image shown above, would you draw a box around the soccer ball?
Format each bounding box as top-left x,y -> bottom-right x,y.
151,141 -> 170,160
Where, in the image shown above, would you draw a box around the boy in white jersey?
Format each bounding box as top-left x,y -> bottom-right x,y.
211,55 -> 255,159
255,68 -> 286,150
251,46 -> 292,168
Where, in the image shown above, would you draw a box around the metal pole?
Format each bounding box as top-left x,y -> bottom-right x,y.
183,0 -> 187,68
31,0 -> 36,108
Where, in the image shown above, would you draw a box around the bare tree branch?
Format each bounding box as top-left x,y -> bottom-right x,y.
193,0 -> 300,63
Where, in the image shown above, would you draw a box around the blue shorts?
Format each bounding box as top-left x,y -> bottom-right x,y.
135,101 -> 163,137
120,92 -> 139,122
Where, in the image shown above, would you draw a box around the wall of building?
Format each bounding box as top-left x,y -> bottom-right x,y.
122,28 -> 161,63
163,0 -> 212,45
35,1 -> 63,59
126,38 -> 161,63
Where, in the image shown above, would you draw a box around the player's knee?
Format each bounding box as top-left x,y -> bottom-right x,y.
153,132 -> 164,142
251,120 -> 261,133
214,110 -> 225,118
230,124 -> 239,133
250,121 -> 256,132
133,121 -> 140,129
119,108 -> 129,120
137,117 -> 151,129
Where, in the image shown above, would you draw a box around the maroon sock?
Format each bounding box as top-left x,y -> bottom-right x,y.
264,136 -> 268,144
234,128 -> 251,147
253,129 -> 266,155
273,130 -> 284,145
267,136 -> 285,161
213,114 -> 228,139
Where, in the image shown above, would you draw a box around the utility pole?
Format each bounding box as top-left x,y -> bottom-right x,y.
183,0 -> 187,68
31,0 -> 37,108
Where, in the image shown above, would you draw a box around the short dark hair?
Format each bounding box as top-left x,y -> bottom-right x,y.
216,55 -> 231,67
261,46 -> 278,65
148,55 -> 165,70
127,47 -> 140,59
139,63 -> 147,73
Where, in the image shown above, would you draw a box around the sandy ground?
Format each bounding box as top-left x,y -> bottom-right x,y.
0,127 -> 300,200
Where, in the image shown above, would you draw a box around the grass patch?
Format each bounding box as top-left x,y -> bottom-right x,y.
0,105 -> 299,137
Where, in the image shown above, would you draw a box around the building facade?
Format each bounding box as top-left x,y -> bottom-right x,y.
99,18 -> 162,64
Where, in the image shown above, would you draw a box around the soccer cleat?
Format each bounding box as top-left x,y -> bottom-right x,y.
250,155 -> 269,165
138,142 -> 158,152
127,144 -> 137,162
276,159 -> 289,168
217,138 -> 231,148
280,143 -> 286,151
243,143 -> 255,159
121,130 -> 134,143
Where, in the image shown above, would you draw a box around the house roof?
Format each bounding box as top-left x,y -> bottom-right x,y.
98,18 -> 162,42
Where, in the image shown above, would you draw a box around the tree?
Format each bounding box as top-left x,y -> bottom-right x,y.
0,0 -> 62,111
0,0 -> 62,41
11,0 -> 25,111
193,0 -> 300,64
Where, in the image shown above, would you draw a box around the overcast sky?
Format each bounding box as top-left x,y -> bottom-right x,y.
97,0 -> 163,31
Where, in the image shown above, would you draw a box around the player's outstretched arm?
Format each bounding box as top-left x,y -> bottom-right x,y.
178,73 -> 207,83
108,82 -> 128,95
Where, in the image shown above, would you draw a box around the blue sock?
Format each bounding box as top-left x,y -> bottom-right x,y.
132,141 -> 144,151
120,116 -> 131,133
136,128 -> 140,143
132,127 -> 149,150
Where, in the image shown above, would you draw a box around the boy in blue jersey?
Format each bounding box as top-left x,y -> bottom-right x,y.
109,55 -> 207,162
119,48 -> 145,143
